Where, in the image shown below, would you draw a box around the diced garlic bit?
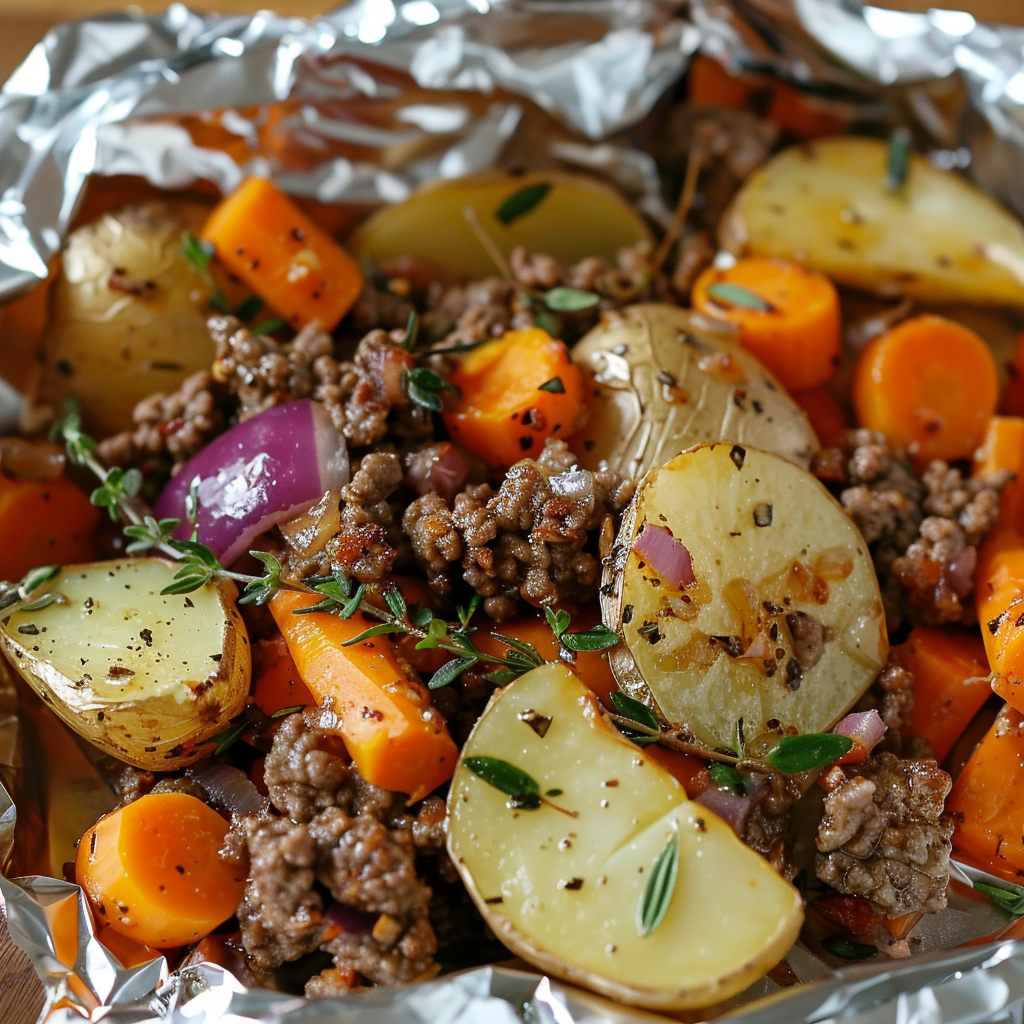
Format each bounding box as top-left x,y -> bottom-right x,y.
0,558 -> 249,770
605,444 -> 887,755
448,663 -> 803,1011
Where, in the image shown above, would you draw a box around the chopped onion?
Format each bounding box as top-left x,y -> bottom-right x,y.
832,709 -> 887,760
154,399 -> 348,566
325,902 -> 376,936
694,775 -> 767,835
943,545 -> 977,600
549,469 -> 594,502
188,762 -> 270,817
632,524 -> 695,590
405,442 -> 469,503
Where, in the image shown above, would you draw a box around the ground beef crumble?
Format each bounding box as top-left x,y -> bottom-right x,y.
815,752 -> 953,918
813,429 -> 1007,630
227,715 -> 448,996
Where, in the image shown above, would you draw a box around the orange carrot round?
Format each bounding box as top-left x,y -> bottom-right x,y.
76,792 -> 245,949
691,258 -> 841,392
251,635 -> 314,717
851,314 -> 998,466
441,327 -> 585,469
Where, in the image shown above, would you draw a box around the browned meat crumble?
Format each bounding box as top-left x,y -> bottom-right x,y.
813,429 -> 1007,631
815,752 -> 953,918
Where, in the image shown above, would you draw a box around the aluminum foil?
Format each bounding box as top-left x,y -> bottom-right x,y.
4,0 -> 1024,1022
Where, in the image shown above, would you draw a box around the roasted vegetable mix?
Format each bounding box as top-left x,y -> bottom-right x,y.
5,70 -> 1024,1013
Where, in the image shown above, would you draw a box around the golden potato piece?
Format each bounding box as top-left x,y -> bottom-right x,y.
448,663 -> 804,1010
720,136 -> 1024,307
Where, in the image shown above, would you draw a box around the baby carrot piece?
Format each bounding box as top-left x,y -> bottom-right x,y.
851,314 -> 998,467
75,792 -> 245,949
441,327 -> 585,469
0,471 -> 99,580
974,416 -> 1024,535
977,538 -> 1024,712
251,634 -> 314,717
792,385 -> 849,447
948,705 -> 1024,883
891,626 -> 991,762
269,590 -> 458,800
691,258 -> 841,393
201,176 -> 363,331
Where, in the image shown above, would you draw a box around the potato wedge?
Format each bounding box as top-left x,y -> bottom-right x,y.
349,169 -> 653,282
570,304 -> 818,478
603,444 -> 887,755
0,558 -> 249,770
447,663 -> 803,1010
40,202 -> 217,437
720,136 -> 1024,307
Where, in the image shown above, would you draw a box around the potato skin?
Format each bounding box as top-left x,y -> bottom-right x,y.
39,202 -> 216,437
570,303 -> 818,479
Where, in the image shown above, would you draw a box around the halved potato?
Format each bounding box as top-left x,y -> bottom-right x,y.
720,136 -> 1024,307
349,169 -> 653,282
40,202 -> 217,437
603,443 -> 887,756
447,663 -> 803,1011
570,303 -> 818,479
0,558 -> 249,770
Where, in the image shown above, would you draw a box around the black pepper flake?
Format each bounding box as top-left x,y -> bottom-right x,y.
710,634 -> 744,657
55,358 -> 73,378
729,444 -> 746,471
622,604 -> 634,624
785,657 -> 803,690
519,436 -> 534,451
484,896 -> 504,904
518,708 -> 552,738
560,877 -> 585,891
210,653 -> 223,662
184,597 -> 194,608
139,628 -> 154,647
291,227 -> 306,242
175,865 -> 186,874
17,624 -> 39,635
694,817 -> 706,832
753,503 -> 773,528
990,613 -> 1008,635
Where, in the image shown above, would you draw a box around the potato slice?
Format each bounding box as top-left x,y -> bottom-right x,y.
0,558 -> 249,770
447,663 -> 803,1010
571,303 -> 818,479
349,169 -> 653,282
40,202 -> 216,437
604,444 -> 886,755
720,136 -> 1024,307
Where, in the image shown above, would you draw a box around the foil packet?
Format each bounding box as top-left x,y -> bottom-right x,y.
3,0 -> 1024,1021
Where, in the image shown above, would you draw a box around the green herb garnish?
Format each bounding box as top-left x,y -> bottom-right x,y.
402,367 -> 457,413
704,282 -> 773,312
544,287 -> 600,313
822,936 -> 877,961
886,127 -> 912,193
637,821 -> 679,937
974,880 -> 1024,917
495,183 -> 552,226
763,733 -> 852,774
538,376 -> 565,394
465,756 -> 542,809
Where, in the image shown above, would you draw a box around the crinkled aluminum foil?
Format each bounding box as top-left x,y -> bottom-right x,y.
4,1 -> 1024,1022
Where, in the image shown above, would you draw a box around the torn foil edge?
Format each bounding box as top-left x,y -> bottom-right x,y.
3,0 -> 1024,1020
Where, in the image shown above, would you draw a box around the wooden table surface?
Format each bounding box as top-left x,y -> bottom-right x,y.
0,0 -> 1022,1021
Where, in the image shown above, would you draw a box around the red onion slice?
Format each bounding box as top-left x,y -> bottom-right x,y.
632,524 -> 695,590
154,400 -> 348,566
833,709 -> 887,763
325,902 -> 376,936
693,775 -> 767,835
188,762 -> 271,817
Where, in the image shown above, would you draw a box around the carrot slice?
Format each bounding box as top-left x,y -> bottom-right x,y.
687,56 -> 753,109
851,314 -> 998,467
201,176 -> 363,331
0,471 -> 99,580
977,539 -> 1024,711
269,590 -> 457,800
1000,330 -> 1024,417
251,634 -> 314,717
792,385 -> 849,448
948,705 -> 1024,883
441,327 -> 586,469
75,792 -> 245,949
891,626 -> 991,762
691,258 -> 841,392
974,416 -> 1024,535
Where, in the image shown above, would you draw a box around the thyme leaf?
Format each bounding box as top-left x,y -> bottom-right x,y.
821,936 -> 877,961
637,821 -> 679,937
465,755 -> 542,809
705,282 -> 773,312
560,623 -> 619,652
544,287 -> 600,313
403,366 -> 456,413
974,880 -> 1024,917
886,127 -> 912,193
495,182 -> 552,226
763,733 -> 852,774
538,376 -> 565,394
707,762 -> 750,796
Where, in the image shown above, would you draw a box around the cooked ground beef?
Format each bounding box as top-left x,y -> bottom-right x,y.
230,716 -> 447,995
815,752 -> 953,918
853,652 -> 924,757
813,430 -> 1007,630
741,771 -> 801,880
403,438 -> 633,618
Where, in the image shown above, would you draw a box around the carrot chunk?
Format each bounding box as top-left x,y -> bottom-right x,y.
251,634 -> 314,717
691,258 -> 841,393
75,793 -> 245,949
201,176 -> 363,331
269,590 -> 457,800
792,386 -> 849,448
948,705 -> 1024,883
974,416 -> 1024,536
1000,330 -> 1024,417
0,471 -> 99,580
441,327 -> 585,469
851,314 -> 998,467
891,626 -> 991,762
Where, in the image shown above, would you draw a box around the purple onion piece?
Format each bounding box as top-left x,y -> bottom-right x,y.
694,775 -> 767,835
325,902 -> 377,936
632,524 -> 695,590
832,709 -> 887,756
187,762 -> 270,817
154,400 -> 348,566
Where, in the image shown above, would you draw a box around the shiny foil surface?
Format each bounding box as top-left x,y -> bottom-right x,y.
3,1 -> 1024,1021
